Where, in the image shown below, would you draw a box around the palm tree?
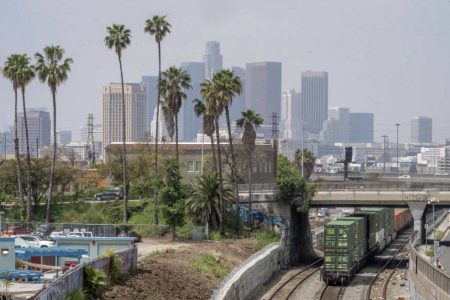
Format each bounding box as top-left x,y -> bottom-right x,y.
104,24 -> 131,224
16,54 -> 35,223
144,15 -> 171,225
294,149 -> 316,180
186,173 -> 234,233
3,54 -> 25,217
236,110 -> 263,229
35,46 -> 73,223
160,66 -> 191,164
193,99 -> 217,174
213,69 -> 242,234
201,79 -> 227,236
160,100 -> 175,141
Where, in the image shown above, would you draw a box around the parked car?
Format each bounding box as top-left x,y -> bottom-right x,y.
67,231 -> 94,238
118,231 -> 142,242
6,226 -> 31,236
94,189 -> 123,201
397,175 -> 411,179
34,224 -> 56,236
14,237 -> 32,248
13,234 -> 56,248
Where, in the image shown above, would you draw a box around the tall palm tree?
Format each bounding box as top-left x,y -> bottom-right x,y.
160,99 -> 175,141
201,79 -> 227,236
294,149 -> 316,179
193,99 -> 217,174
16,54 -> 35,223
3,54 -> 25,217
144,15 -> 171,225
160,66 -> 191,164
104,24 -> 131,224
236,110 -> 263,229
35,46 -> 73,224
213,69 -> 242,234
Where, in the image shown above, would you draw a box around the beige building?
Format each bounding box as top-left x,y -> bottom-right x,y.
102,83 -> 147,158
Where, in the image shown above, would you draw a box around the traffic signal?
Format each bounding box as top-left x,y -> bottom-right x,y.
345,147 -> 353,163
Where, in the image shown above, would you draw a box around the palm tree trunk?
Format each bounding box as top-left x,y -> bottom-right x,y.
224,105 -> 240,235
153,41 -> 162,225
21,86 -> 33,223
13,87 -> 25,218
118,53 -> 129,224
175,112 -> 179,164
214,117 -> 225,237
248,152 -> 253,231
45,88 -> 57,223
210,135 -> 218,175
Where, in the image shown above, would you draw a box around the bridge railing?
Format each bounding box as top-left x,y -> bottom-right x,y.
318,182 -> 450,191
410,231 -> 450,295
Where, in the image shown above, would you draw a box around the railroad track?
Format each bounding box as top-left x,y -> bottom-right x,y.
366,234 -> 411,300
319,284 -> 345,300
267,258 -> 323,300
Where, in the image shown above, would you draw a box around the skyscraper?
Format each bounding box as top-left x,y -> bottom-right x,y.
301,71 -> 328,136
202,41 -> 223,80
281,89 -> 302,139
180,62 -> 205,141
349,113 -> 374,142
411,116 -> 432,143
245,62 -> 282,135
228,66 -> 246,124
140,76 -> 158,130
17,108 -> 51,156
102,83 -> 147,157
320,107 -> 350,144
56,130 -> 72,145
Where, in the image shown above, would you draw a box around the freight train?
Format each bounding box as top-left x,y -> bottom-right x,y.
321,208 -> 412,285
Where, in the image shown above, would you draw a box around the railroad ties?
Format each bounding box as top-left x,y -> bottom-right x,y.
320,285 -> 345,300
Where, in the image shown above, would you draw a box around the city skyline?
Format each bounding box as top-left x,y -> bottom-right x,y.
1,1 -> 450,142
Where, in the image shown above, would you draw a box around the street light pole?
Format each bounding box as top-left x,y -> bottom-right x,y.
396,123 -> 400,173
301,122 -> 305,177
382,135 -> 388,173
428,197 -> 439,258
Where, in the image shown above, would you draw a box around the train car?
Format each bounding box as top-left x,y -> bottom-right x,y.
360,208 -> 387,252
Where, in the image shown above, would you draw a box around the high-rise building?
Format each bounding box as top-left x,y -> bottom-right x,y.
56,130 -> 72,145
229,66 -> 246,124
17,108 -> 51,156
411,116 -> 432,144
150,106 -> 169,141
281,89 -> 302,139
245,62 -> 282,136
202,41 -> 223,80
81,124 -> 102,143
102,83 -> 147,157
301,71 -> 328,136
349,113 -> 374,143
320,107 -> 350,144
140,76 -> 158,130
180,62 -> 205,141
0,128 -> 14,154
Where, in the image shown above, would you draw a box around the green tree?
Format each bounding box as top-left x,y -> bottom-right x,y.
160,99 -> 175,141
160,66 -> 191,163
236,110 -> 263,228
144,15 -> 171,225
213,69 -> 242,234
186,173 -> 233,230
104,24 -> 131,223
16,54 -> 35,222
193,99 -> 217,175
35,46 -> 73,223
2,54 -> 26,217
159,158 -> 185,240
293,149 -> 316,179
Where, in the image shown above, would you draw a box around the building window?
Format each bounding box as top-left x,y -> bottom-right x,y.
187,161 -> 195,172
195,161 -> 202,172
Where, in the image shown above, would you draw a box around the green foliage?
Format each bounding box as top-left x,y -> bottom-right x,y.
102,249 -> 123,284
191,254 -> 229,279
83,267 -> 108,299
293,149 -> 316,179
276,155 -> 317,212
159,158 -> 186,239
254,231 -> 281,251
436,231 -> 445,241
426,248 -> 434,257
66,289 -> 87,300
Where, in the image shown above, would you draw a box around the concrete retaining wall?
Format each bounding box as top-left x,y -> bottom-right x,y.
212,243 -> 281,300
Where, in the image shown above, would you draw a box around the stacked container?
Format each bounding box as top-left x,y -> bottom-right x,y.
324,220 -> 357,274
360,208 -> 386,251
337,217 -> 367,263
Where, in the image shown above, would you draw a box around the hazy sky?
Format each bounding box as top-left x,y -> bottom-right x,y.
1,0 -> 450,142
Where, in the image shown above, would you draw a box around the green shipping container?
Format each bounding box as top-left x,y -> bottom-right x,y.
324,252 -> 354,271
338,217 -> 368,261
361,207 -> 385,233
352,211 -> 377,251
324,220 -> 357,272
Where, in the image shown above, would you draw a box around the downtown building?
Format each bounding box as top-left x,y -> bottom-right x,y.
301,71 -> 328,137
281,89 -> 302,139
320,107 -> 350,145
140,76 -> 158,130
202,41 -> 223,80
17,108 -> 51,156
411,116 -> 432,144
102,83 -> 147,159
245,62 -> 282,137
349,113 -> 374,143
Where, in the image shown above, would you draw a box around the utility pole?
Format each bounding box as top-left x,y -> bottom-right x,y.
382,135 -> 388,173
36,138 -> 39,158
3,132 -> 6,192
87,113 -> 96,165
301,122 -> 306,177
396,123 -> 400,173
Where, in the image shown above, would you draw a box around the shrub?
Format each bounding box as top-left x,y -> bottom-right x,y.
191,254 -> 229,279
255,231 -> 280,250
83,267 -> 108,299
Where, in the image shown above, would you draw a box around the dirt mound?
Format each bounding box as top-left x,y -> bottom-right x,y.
103,239 -> 258,300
